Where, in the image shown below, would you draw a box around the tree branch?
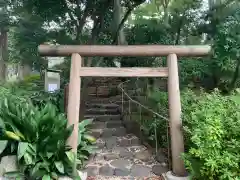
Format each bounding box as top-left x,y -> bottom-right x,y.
206,0 -> 235,18
86,0 -> 112,67
78,1 -> 91,34
175,14 -> 185,45
112,2 -> 142,45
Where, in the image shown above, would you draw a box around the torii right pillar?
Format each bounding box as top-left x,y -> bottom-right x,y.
167,54 -> 187,177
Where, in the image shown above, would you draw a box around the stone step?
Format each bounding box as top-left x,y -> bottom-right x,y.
86,99 -> 112,104
90,121 -> 123,129
86,108 -> 120,115
86,103 -> 119,109
90,127 -> 127,139
88,94 -> 113,98
87,95 -> 122,103
84,115 -> 121,122
95,134 -> 141,149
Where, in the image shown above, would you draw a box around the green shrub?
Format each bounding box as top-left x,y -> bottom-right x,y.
137,87 -> 240,179
22,74 -> 41,83
0,75 -> 65,114
13,74 -> 43,94
0,98 -> 96,179
30,89 -> 65,113
0,74 -> 43,100
181,89 -> 240,180
77,119 -> 97,168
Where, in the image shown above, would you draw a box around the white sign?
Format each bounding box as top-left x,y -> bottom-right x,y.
48,83 -> 58,92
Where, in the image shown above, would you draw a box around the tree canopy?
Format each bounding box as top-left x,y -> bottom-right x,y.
0,0 -> 239,91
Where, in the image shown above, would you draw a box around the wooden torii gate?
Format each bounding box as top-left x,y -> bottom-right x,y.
38,45 -> 211,177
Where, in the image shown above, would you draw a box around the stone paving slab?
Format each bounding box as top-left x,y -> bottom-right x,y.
86,103 -> 120,109
86,108 -> 120,115
87,176 -> 165,180
84,115 -> 122,122
84,136 -> 168,177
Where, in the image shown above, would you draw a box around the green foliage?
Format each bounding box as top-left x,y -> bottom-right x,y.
181,89 -> 240,179
143,88 -> 168,147
0,85 -> 28,104
8,11 -> 47,71
0,75 -> 65,114
178,58 -> 210,88
211,8 -> 240,90
77,119 -> 97,168
0,74 -> 43,99
129,78 -> 240,179
126,81 -> 169,148
0,95 -> 96,179
0,99 -> 74,178
30,89 -> 65,113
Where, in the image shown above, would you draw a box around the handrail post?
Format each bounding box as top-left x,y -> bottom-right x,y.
167,54 -> 186,176
122,89 -> 124,114
64,83 -> 69,114
128,99 -> 131,121
67,53 -> 81,175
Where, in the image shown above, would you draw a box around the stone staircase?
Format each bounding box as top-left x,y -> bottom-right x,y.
83,80 -> 168,179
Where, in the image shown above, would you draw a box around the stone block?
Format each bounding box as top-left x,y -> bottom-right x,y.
152,164 -> 168,175
102,128 -> 115,138
110,159 -> 131,169
130,137 -> 140,145
130,165 -> 151,177
114,127 -> 126,136
99,164 -> 114,176
104,153 -> 119,161
106,121 -> 122,128
114,167 -> 130,176
118,138 -> 129,147
0,155 -> 18,176
165,171 -> 189,180
105,137 -> 117,149
85,165 -> 99,176
119,150 -> 133,159
134,150 -> 152,162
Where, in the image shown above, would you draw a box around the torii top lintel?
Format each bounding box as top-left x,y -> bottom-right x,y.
38,45 -> 211,57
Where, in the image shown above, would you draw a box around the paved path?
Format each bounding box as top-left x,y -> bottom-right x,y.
82,100 -> 168,179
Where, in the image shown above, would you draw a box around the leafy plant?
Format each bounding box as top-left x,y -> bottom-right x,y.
181,89 -> 240,180
30,89 -> 65,113
130,80 -> 240,179
0,100 -> 74,179
77,119 -> 97,168
0,97 -> 96,179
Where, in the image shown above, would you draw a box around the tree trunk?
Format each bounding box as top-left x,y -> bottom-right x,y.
230,59 -> 240,90
208,0 -> 215,9
113,0 -> 126,45
163,7 -> 169,26
175,15 -> 185,45
113,0 -> 127,68
162,0 -> 170,26
0,31 -> 7,82
18,64 -> 32,80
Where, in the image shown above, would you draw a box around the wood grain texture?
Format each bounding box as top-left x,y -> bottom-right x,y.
38,45 -> 211,57
79,67 -> 168,77
167,54 -> 186,176
67,54 -> 81,153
